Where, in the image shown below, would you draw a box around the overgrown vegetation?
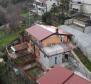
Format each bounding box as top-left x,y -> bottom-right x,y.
74,48 -> 91,71
42,0 -> 71,26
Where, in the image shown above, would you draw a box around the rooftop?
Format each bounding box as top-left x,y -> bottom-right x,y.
26,24 -> 72,41
37,66 -> 91,84
43,44 -> 70,56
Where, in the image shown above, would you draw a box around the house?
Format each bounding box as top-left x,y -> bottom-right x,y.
31,0 -> 59,15
37,66 -> 91,84
26,24 -> 75,69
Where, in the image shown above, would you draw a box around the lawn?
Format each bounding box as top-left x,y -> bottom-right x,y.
74,48 -> 91,71
0,33 -> 18,47
21,12 -> 29,17
0,26 -> 25,47
0,31 -> 4,36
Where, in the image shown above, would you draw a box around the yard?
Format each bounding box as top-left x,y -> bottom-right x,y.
0,25 -> 25,48
73,48 -> 91,71
0,33 -> 18,47
25,63 -> 43,80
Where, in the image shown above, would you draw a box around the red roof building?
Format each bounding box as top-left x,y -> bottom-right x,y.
25,24 -> 75,69
37,66 -> 91,84
26,24 -> 53,41
26,24 -> 72,41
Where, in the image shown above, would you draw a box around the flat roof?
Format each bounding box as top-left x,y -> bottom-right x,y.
43,44 -> 64,56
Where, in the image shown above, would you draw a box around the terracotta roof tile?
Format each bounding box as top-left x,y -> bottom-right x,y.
26,24 -> 53,41
37,66 -> 73,84
37,66 -> 91,84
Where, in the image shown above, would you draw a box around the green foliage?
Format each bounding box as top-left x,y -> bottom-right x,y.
42,0 -> 71,26
74,48 -> 91,71
42,12 -> 53,25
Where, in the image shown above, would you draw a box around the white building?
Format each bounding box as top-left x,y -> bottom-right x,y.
32,0 -> 58,15
26,24 -> 74,69
70,0 -> 91,15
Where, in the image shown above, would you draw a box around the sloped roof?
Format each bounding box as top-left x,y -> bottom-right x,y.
26,24 -> 53,41
65,74 -> 91,84
37,66 -> 91,84
26,24 -> 72,41
37,66 -> 74,84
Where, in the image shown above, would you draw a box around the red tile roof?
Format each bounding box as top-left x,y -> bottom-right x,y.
26,24 -> 72,41
26,24 -> 53,41
37,66 -> 73,84
37,66 -> 91,84
65,75 -> 91,84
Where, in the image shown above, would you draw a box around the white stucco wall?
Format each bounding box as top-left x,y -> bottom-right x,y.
71,0 -> 91,14
33,0 -> 58,15
46,0 -> 58,12
39,51 -> 49,69
49,54 -> 63,67
59,25 -> 91,61
39,51 -> 63,69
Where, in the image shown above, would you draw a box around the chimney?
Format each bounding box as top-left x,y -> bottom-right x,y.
56,28 -> 58,34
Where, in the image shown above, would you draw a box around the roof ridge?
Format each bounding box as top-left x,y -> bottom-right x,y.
62,72 -> 74,84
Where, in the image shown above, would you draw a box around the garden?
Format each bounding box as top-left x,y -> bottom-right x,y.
73,48 -> 91,71
25,62 -> 44,80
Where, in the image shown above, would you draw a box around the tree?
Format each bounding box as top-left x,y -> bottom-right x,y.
0,6 -> 7,26
58,0 -> 71,24
42,12 -> 52,25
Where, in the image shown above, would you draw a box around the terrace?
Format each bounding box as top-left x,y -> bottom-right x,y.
7,41 -> 32,59
6,39 -> 44,81
42,43 -> 74,56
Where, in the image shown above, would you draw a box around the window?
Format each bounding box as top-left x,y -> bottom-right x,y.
38,8 -> 41,10
65,54 -> 68,60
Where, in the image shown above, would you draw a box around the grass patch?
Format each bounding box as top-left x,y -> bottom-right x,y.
0,31 -> 4,36
0,26 -> 25,47
74,48 -> 91,71
27,67 -> 42,78
21,12 -> 29,17
0,33 -> 18,47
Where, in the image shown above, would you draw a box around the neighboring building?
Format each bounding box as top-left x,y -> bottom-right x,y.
37,66 -> 91,84
26,24 -> 74,69
31,0 -> 58,15
70,0 -> 91,14
66,0 -> 91,29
